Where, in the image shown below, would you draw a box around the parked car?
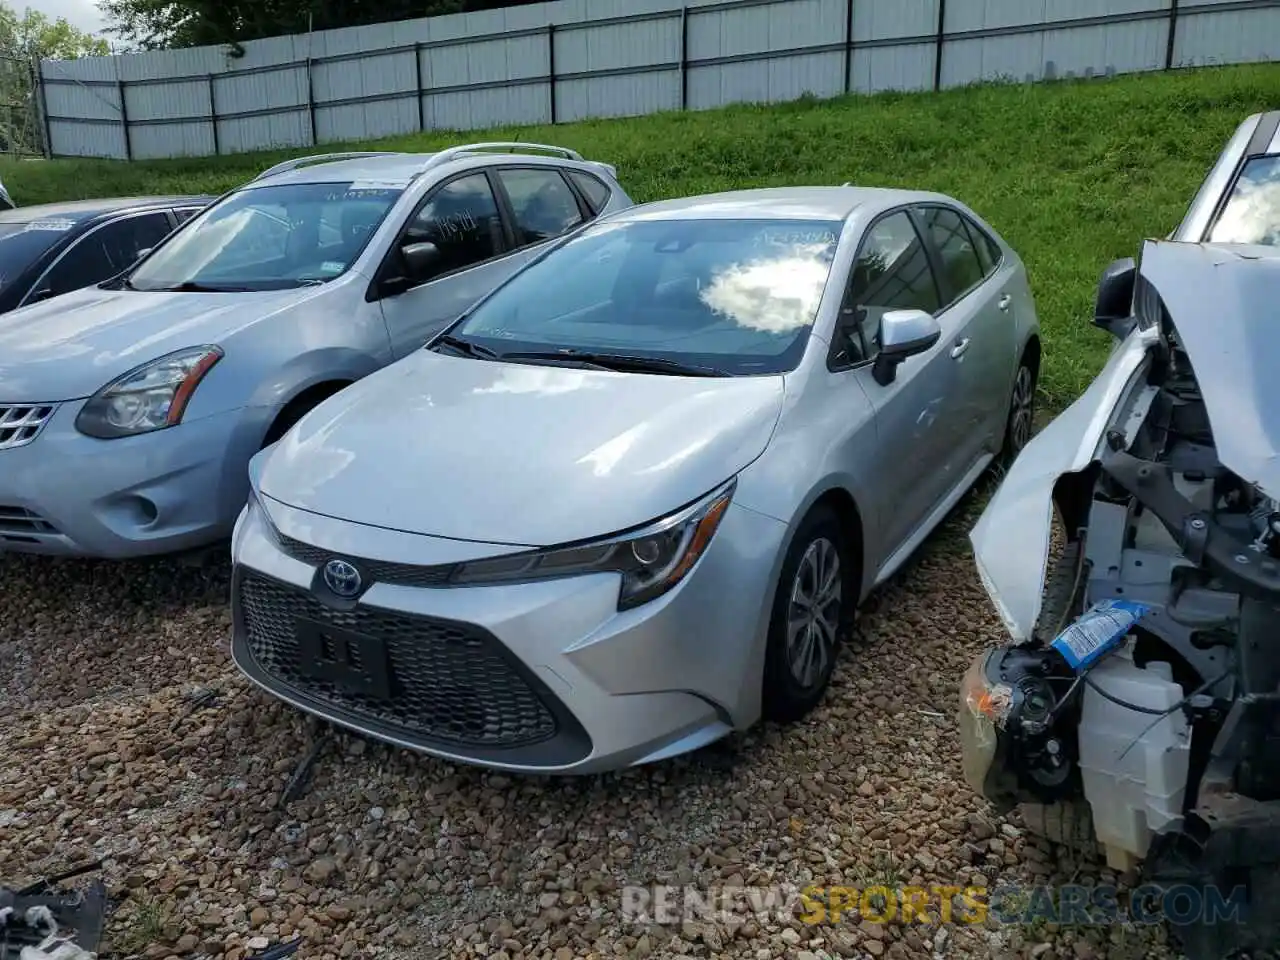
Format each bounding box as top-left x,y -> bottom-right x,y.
229,184 -> 1041,775
0,195 -> 213,313
958,110 -> 1280,960
0,177 -> 14,209
0,142 -> 630,558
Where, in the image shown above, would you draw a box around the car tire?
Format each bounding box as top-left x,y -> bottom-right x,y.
1001,352 -> 1037,466
762,505 -> 855,723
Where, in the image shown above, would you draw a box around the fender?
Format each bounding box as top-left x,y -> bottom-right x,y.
968,323 -> 1159,642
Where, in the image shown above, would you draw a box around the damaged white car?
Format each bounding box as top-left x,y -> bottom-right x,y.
959,109 -> 1280,960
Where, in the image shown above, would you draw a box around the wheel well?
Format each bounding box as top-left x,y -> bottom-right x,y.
809,488 -> 865,598
262,380 -> 352,448
1022,335 -> 1041,383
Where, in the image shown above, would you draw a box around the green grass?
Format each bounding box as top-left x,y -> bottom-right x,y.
4,62 -> 1279,407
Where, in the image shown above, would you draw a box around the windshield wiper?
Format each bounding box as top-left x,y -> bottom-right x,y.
149,280 -> 252,293
497,350 -> 730,377
432,333 -> 499,360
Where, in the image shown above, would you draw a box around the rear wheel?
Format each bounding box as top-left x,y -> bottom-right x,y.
1002,353 -> 1037,466
762,506 -> 856,723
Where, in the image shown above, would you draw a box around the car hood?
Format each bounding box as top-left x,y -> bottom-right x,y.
1138,239 -> 1280,499
0,284 -> 317,402
257,350 -> 785,547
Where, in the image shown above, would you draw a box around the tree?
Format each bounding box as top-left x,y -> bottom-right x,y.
100,0 -> 548,51
0,2 -> 110,60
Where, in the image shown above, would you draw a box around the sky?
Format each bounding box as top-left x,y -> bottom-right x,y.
23,0 -> 107,34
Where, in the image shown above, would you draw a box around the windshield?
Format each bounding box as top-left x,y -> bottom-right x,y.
1209,154 -> 1280,246
449,217 -> 840,375
126,181 -> 403,292
0,221 -> 75,290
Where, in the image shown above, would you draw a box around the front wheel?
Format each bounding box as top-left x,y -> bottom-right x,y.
762,506 -> 856,723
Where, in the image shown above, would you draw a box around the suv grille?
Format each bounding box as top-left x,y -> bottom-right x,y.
0,404 -> 56,450
237,571 -> 558,748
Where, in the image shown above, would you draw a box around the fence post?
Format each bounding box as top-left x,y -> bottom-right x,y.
31,59 -> 52,158
933,0 -> 947,91
414,42 -> 425,131
680,6 -> 690,109
547,23 -> 557,124
306,58 -> 318,146
207,75 -> 220,155
117,78 -> 132,160
1165,0 -> 1179,69
843,0 -> 854,93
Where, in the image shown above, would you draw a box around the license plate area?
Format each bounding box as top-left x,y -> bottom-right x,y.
296,617 -> 392,701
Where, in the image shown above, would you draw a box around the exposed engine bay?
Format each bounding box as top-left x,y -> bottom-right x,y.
960,246 -> 1280,960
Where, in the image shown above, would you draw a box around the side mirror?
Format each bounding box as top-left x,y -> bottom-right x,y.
30,286 -> 54,303
136,247 -> 153,259
1094,257 -> 1136,339
402,241 -> 442,280
873,308 -> 941,386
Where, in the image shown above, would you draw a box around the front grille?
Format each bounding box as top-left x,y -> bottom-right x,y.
0,404 -> 56,451
276,532 -> 457,588
0,506 -> 58,537
237,570 -> 558,748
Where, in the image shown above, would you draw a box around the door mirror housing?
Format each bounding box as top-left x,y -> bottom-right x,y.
136,247 -> 153,260
1094,257 -> 1137,339
402,241 -> 442,281
29,286 -> 54,303
873,308 -> 941,386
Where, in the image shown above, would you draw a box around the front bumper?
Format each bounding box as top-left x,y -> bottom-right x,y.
229,493 -> 788,774
0,401 -> 260,558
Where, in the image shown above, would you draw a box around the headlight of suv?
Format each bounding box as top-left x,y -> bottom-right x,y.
451,479 -> 736,609
75,345 -> 223,439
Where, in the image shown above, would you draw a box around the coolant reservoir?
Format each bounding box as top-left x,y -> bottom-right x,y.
1077,639 -> 1191,871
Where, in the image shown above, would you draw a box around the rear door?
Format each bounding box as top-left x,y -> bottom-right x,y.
913,204 -> 1018,469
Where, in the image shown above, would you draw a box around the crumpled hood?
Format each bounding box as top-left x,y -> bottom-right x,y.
0,284 -> 315,402
258,349 -> 785,547
1138,239 -> 1280,499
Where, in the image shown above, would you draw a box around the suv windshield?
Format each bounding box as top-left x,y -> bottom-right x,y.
0,220 -> 76,290
127,182 -> 403,292
1209,154 -> 1280,246
449,217 -> 841,375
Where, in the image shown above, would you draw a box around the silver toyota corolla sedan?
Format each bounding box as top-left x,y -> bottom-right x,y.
230,185 -> 1042,774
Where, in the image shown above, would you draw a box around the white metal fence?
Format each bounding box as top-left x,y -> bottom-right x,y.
34,0 -> 1280,161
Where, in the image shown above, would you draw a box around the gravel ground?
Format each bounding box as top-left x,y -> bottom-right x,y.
0,478 -> 1180,960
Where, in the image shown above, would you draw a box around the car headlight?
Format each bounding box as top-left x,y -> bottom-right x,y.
75,345 -> 223,439
958,649 -> 1011,798
451,479 -> 736,609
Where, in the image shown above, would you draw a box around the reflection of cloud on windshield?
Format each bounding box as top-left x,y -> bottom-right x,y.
698,244 -> 832,334
1213,173 -> 1280,246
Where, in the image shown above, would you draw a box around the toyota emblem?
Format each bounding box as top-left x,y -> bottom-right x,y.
323,558 -> 362,598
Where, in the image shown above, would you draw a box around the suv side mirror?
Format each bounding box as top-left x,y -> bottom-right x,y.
1094,257 -> 1137,339
402,241 -> 441,281
30,286 -> 54,303
873,308 -> 941,386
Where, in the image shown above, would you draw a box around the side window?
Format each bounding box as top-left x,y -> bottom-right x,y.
401,173 -> 504,285
838,211 -> 940,364
919,206 -> 985,304
497,168 -> 585,247
568,171 -> 611,216
173,206 -> 203,225
966,218 -> 1003,277
41,214 -> 173,297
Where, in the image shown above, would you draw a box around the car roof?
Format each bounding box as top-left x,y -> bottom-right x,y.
0,195 -> 213,224
605,186 -> 960,223
251,150 -> 609,189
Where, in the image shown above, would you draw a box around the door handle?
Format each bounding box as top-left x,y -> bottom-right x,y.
951,338 -> 971,359
998,294 -> 1012,312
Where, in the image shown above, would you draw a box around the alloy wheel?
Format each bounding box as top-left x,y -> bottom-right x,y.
785,537 -> 842,689
1009,364 -> 1035,454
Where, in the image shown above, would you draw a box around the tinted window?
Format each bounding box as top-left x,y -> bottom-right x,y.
1209,155 -> 1280,246
43,213 -> 173,297
173,206 -> 203,224
569,171 -> 611,215
842,211 -> 939,362
497,168 -> 584,247
0,221 -> 73,295
452,218 -> 840,376
399,173 -> 504,285
920,206 -> 985,302
967,218 -> 1003,277
128,182 -> 402,292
